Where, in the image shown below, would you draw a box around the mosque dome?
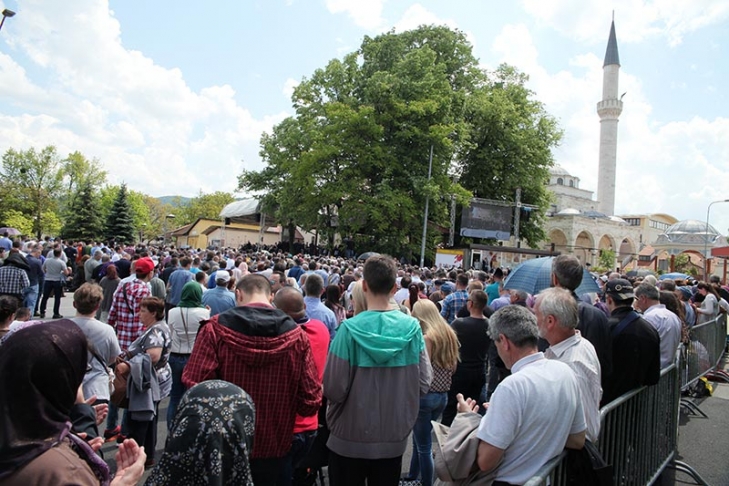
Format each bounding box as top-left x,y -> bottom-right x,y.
656,219 -> 721,245
557,208 -> 580,215
665,219 -> 718,236
582,210 -> 609,219
608,215 -> 627,223
550,165 -> 570,176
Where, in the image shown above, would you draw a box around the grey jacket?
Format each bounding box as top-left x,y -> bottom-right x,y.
127,353 -> 159,421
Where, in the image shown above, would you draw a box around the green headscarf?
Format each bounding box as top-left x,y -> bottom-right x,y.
178,280 -> 204,308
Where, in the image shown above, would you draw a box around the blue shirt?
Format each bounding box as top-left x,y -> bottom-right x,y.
167,269 -> 193,305
304,296 -> 337,340
440,289 -> 469,324
202,286 -> 237,316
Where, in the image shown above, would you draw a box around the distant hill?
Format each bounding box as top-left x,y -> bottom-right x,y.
157,196 -> 191,207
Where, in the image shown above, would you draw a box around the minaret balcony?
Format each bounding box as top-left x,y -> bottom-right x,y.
597,99 -> 623,119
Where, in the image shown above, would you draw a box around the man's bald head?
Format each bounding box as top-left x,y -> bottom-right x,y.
274,287 -> 306,321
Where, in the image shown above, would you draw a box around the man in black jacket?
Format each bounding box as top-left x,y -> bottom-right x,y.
551,255 -> 612,385
601,279 -> 660,405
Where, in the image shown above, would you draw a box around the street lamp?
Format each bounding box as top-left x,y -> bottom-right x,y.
0,9 -> 16,32
704,199 -> 729,280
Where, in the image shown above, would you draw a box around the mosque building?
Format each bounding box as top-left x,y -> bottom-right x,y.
541,18 -> 728,278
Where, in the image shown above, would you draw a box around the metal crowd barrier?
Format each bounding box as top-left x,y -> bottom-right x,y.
524,312 -> 729,486
679,314 -> 729,417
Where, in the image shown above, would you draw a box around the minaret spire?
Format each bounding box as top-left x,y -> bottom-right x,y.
596,17 -> 623,216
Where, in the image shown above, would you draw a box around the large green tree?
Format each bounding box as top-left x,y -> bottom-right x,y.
60,151 -> 107,217
239,25 -> 560,256
176,191 -> 235,225
103,183 -> 135,244
61,181 -> 104,241
0,146 -> 64,238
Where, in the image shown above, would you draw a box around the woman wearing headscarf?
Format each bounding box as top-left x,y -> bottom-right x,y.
165,281 -> 210,428
145,380 -> 255,486
0,320 -> 146,485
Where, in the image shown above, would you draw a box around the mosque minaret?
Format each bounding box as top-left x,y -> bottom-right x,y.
596,18 -> 623,216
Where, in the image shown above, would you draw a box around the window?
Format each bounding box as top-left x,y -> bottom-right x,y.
568,179 -> 574,187
649,220 -> 670,231
557,178 -> 563,185
624,218 -> 641,226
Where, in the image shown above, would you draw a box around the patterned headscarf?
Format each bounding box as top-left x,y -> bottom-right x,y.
0,320 -> 110,483
145,380 -> 255,486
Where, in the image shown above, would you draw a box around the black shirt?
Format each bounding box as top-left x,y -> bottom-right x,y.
575,296 -> 613,387
601,306 -> 660,406
451,316 -> 490,370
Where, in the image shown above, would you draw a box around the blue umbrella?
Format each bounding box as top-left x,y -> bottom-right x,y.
659,272 -> 690,281
503,256 -> 601,296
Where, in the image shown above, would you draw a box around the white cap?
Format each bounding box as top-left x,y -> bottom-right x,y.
216,270 -> 231,283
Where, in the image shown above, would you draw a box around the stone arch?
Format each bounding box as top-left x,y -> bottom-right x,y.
548,229 -> 569,254
618,237 -> 637,270
569,179 -> 574,187
574,230 -> 596,265
557,177 -> 564,185
598,234 -> 616,251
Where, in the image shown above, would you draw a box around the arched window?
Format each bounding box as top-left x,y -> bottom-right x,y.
557,178 -> 563,185
569,179 -> 574,187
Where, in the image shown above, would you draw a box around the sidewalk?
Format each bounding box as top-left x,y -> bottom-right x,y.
673,354 -> 729,485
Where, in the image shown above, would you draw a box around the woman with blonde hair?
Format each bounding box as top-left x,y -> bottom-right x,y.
404,299 -> 460,486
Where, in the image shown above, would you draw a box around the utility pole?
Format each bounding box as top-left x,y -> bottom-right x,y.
419,145 -> 433,268
513,187 -> 522,247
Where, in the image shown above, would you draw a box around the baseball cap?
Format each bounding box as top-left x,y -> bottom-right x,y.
605,278 -> 634,300
215,270 -> 231,283
134,257 -> 155,275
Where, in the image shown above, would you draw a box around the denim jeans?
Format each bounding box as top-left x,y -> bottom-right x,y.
167,353 -> 189,428
23,284 -> 39,314
106,403 -> 129,435
407,391 -> 448,486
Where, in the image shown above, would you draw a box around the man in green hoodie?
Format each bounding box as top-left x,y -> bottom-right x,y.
323,255 -> 432,486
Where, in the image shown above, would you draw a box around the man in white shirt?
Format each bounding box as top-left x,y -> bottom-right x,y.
634,283 -> 682,369
535,287 -> 602,442
462,305 -> 586,484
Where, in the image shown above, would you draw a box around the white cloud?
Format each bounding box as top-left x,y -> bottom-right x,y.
394,3 -> 456,32
0,0 -> 281,197
325,0 -> 386,30
282,78 -> 299,99
520,0 -> 729,46
491,21 -> 729,233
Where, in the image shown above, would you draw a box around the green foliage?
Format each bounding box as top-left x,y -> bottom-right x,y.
176,191 -> 235,225
103,183 -> 135,244
59,151 -> 107,216
61,181 -> 104,241
0,146 -> 64,238
240,26 -> 561,255
599,248 -> 616,270
1,209 -> 34,236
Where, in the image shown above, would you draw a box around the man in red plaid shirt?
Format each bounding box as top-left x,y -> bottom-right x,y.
108,257 -> 154,351
183,274 -> 321,486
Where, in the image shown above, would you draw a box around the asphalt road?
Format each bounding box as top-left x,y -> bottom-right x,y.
49,293 -> 728,485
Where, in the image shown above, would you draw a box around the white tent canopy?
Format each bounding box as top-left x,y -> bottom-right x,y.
219,198 -> 261,219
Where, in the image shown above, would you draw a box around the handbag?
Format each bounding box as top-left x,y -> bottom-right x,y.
110,355 -> 131,408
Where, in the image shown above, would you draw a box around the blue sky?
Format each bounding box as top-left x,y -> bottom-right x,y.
1,0 -> 728,233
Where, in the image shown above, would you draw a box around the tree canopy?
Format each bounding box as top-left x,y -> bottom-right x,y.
239,25 -> 560,255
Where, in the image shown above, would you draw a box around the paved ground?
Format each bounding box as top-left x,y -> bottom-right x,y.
50,294 -> 728,485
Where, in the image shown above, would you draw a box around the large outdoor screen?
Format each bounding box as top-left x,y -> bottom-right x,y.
460,200 -> 512,240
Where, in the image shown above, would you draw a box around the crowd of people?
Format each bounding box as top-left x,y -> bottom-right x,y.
0,233 -> 725,485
